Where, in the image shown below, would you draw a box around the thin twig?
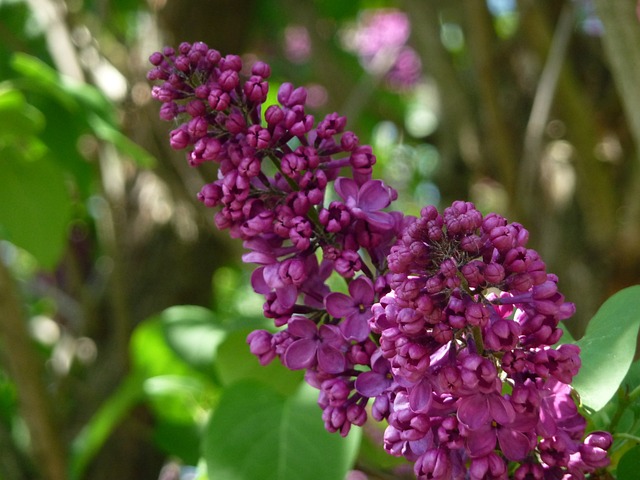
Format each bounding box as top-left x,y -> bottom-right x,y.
0,260 -> 67,480
464,1 -> 518,202
519,3 -> 575,213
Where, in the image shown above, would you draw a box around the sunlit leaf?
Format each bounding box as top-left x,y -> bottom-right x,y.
204,380 -> 360,480
159,305 -> 227,375
0,87 -> 45,135
131,316 -> 204,379
573,285 -> 640,411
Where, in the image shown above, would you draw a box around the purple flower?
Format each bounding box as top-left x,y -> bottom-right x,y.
457,391 -> 515,431
246,330 -> 276,365
325,276 -> 375,341
282,317 -> 346,374
354,351 -> 392,397
334,177 -> 396,230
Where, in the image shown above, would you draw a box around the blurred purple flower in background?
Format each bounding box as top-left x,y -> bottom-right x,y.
341,9 -> 422,90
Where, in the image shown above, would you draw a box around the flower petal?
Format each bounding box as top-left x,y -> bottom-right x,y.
488,393 -> 516,426
408,378 -> 433,413
283,338 -> 317,370
348,276 -> 375,304
340,313 -> 371,342
250,267 -> 270,295
355,371 -> 392,398
357,180 -> 393,211
364,210 -> 396,230
458,394 -> 491,429
497,427 -> 534,461
334,177 -> 358,202
317,344 -> 345,374
325,292 -> 356,318
465,426 -> 497,458
287,317 -> 317,338
276,285 -> 298,309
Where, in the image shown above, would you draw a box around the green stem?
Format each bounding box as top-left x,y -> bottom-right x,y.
614,432 -> 640,444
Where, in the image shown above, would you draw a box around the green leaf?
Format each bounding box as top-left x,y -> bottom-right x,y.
214,329 -> 304,396
144,374 -> 213,423
617,445 -> 640,480
0,87 -> 45,136
87,114 -> 155,168
573,285 -> 640,411
153,421 -> 201,465
131,316 -> 210,380
0,148 -> 72,269
160,305 -> 228,375
204,381 -> 360,480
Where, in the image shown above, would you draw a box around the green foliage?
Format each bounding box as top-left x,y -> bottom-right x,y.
204,380 -> 361,480
0,129 -> 72,269
160,305 -> 227,377
572,286 -> 640,411
617,445 -> 640,480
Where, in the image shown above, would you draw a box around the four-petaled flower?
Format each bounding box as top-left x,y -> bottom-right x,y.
325,276 -> 376,341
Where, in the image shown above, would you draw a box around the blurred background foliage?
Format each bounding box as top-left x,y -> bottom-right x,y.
1,0 -> 640,479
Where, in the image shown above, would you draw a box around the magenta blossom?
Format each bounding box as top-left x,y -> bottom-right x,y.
282,316 -> 346,374
325,276 -> 376,341
334,177 -> 397,230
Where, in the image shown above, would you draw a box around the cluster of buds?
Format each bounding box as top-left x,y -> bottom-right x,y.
148,42 -> 611,479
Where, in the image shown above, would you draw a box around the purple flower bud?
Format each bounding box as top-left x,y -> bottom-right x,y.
251,60 -> 271,78
278,82 -> 307,107
159,102 -> 178,121
247,330 -> 276,365
513,463 -> 544,480
206,49 -> 221,65
349,145 -> 376,175
187,116 -> 208,140
149,51 -> 164,66
208,88 -> 231,111
284,105 -> 314,136
483,262 -> 505,284
186,99 -> 206,117
219,54 -> 242,72
244,75 -> 269,104
265,104 -> 284,126
174,55 -> 191,72
218,69 -> 239,91
414,449 -> 452,480
169,127 -> 191,150
469,453 -> 507,480
340,131 -> 359,151
246,125 -> 271,149
225,111 -> 246,134
578,431 -> 612,469
334,250 -> 362,278
194,84 -> 210,99
483,318 -> 520,351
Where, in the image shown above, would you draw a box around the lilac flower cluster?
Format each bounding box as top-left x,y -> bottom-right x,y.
147,42 -> 611,479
